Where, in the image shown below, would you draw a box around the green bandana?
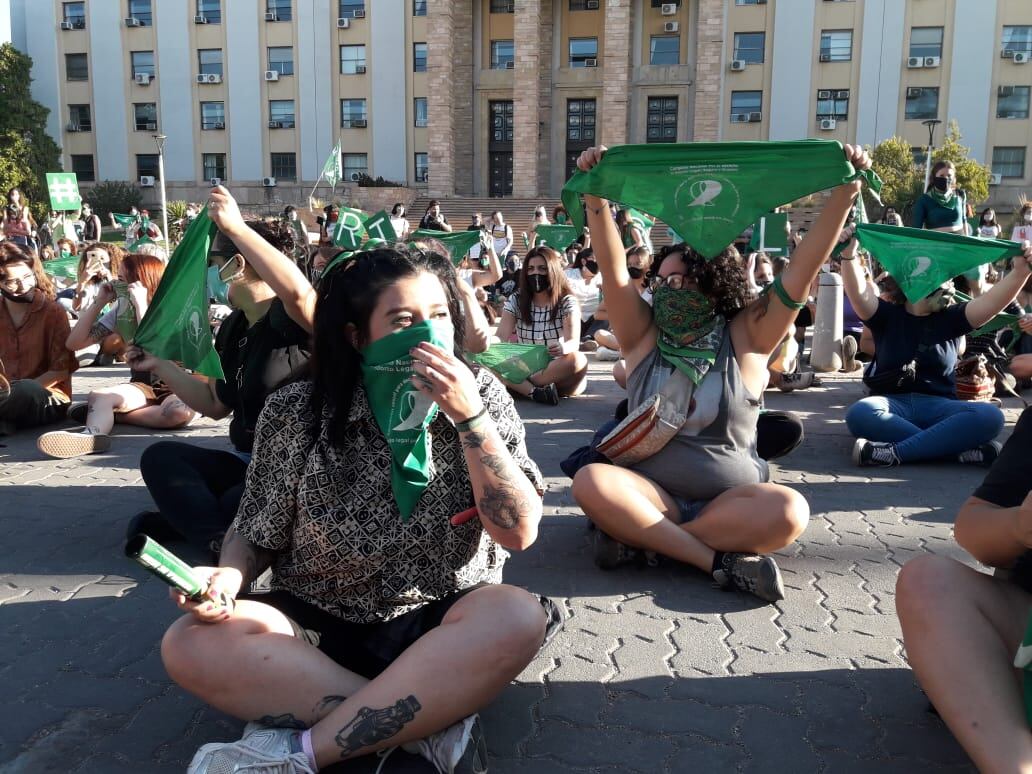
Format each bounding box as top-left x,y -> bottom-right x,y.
653,286 -> 723,383
748,212 -> 790,255
112,213 -> 139,228
360,319 -> 454,521
855,224 -> 1024,304
1015,610 -> 1032,727
112,281 -> 139,341
408,229 -> 482,266
470,342 -> 550,383
532,224 -> 579,251
927,187 -> 958,210
44,253 -> 80,281
133,208 -> 224,378
562,140 -> 881,259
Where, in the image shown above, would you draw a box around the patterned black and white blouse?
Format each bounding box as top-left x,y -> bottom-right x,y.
503,293 -> 578,344
232,369 -> 544,624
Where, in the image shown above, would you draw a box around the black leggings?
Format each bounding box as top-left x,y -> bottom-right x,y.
139,441 -> 248,551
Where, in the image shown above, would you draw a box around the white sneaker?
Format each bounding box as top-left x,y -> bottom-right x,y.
187,726 -> 314,774
595,346 -> 621,361
37,429 -> 111,459
404,714 -> 488,774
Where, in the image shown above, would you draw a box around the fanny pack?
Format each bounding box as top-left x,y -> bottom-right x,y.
596,368 -> 695,466
862,360 -> 917,395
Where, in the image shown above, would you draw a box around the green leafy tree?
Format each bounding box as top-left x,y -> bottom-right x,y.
88,180 -> 142,222
0,43 -> 62,221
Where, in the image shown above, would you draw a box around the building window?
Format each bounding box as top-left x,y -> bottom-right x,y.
730,90 -> 762,121
134,103 -> 157,131
128,0 -> 152,26
909,27 -> 943,59
998,86 -> 1031,119
268,47 -> 294,76
415,152 -> 428,183
993,147 -> 1026,179
734,0 -> 763,5
271,152 -> 296,181
733,32 -> 764,64
819,30 -> 853,62
66,53 -> 88,81
491,40 -> 514,69
339,0 -> 364,16
904,87 -> 938,120
203,153 -> 226,181
131,51 -> 155,78
267,0 -> 292,21
340,98 -> 367,126
646,97 -> 678,143
343,153 -> 368,181
569,38 -> 598,67
197,0 -> 221,23
566,98 -> 596,143
340,45 -> 366,74
816,89 -> 849,121
570,0 -> 600,9
651,0 -> 680,5
414,43 -> 428,72
62,2 -> 86,29
136,153 -> 160,180
489,0 -> 513,12
413,0 -> 427,15
198,49 -> 223,76
68,104 -> 92,132
1002,26 -> 1032,57
200,101 -> 225,130
269,100 -> 295,128
71,154 -> 95,182
414,97 -> 428,127
649,36 -> 680,66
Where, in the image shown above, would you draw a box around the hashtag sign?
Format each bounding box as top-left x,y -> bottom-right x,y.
46,172 -> 82,211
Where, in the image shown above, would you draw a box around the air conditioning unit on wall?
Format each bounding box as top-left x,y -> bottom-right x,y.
262,176 -> 277,187
819,118 -> 837,130
139,175 -> 155,187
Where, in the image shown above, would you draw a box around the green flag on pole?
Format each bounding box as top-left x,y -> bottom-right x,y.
855,224 -> 1024,304
133,208 -> 224,379
748,212 -> 790,255
533,224 -> 579,250
112,213 -> 139,228
46,172 -> 82,211
409,229 -> 482,265
321,140 -> 343,188
470,343 -> 550,383
561,140 -> 881,259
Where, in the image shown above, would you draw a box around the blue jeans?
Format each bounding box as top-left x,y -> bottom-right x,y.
845,393 -> 1004,463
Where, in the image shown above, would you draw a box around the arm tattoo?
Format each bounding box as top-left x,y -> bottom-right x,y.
333,695 -> 422,758
461,428 -> 489,450
87,322 -> 111,344
476,452 -> 529,530
253,712 -> 307,730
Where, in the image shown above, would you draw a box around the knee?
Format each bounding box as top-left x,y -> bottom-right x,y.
762,485 -> 810,540
87,389 -> 116,406
845,399 -> 880,434
457,585 -> 547,665
565,351 -> 588,374
571,463 -> 608,510
1011,355 -> 1032,379
970,403 -> 1005,437
160,615 -> 211,688
163,404 -> 196,428
895,554 -> 961,623
140,440 -> 177,475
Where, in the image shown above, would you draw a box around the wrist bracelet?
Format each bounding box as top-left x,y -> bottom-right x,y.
455,406 -> 489,433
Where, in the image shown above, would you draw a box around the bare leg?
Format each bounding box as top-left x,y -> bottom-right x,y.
594,329 -> 619,350
1011,354 -> 1032,381
85,384 -> 150,435
896,555 -> 1032,773
116,394 -> 195,429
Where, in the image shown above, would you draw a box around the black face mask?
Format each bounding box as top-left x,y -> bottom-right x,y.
528,274 -> 550,294
584,260 -> 599,274
1,285 -> 35,304
932,176 -> 950,192
627,266 -> 644,280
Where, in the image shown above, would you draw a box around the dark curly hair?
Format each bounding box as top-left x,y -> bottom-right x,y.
310,244 -> 467,447
654,243 -> 751,319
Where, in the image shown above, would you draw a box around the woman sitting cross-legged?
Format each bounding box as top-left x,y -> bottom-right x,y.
493,245 -> 589,405
161,246 -> 561,774
37,254 -> 196,458
570,143 -> 874,603
840,238 -> 1032,467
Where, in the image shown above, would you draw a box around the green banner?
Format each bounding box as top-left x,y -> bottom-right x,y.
855,224 -> 1024,303
112,281 -> 139,341
409,229 -> 482,265
470,343 -> 550,383
112,213 -> 139,228
359,320 -> 453,520
42,253 -> 80,281
748,212 -> 790,255
363,210 -> 398,243
533,224 -> 579,251
561,140 -> 881,259
133,209 -> 223,379
330,207 -> 369,249
45,172 -> 81,211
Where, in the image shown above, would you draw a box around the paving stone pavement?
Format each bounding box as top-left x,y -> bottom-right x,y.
1,359 -> 1022,773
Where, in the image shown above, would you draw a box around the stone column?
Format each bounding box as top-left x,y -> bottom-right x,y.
692,0 -> 724,142
536,0 -> 553,196
513,0 -> 542,197
427,0 -> 456,197
601,0 -> 632,146
452,4 -> 475,195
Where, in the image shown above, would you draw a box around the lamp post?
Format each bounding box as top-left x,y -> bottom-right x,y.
152,133 -> 169,250
921,119 -> 942,192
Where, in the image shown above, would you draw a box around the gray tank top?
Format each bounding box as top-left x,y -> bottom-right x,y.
625,332 -> 768,501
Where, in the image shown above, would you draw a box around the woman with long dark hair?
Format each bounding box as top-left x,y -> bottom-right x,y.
912,160 -> 968,233
493,245 -> 588,404
159,245 -> 558,774
1,187 -> 35,251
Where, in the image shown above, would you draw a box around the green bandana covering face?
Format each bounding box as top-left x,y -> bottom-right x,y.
360,318 -> 455,521
561,140 -> 881,259
855,224 -> 1024,304
652,286 -> 723,384
1015,611 -> 1032,727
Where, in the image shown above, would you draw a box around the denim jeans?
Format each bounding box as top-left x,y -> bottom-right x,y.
845,392 -> 1004,462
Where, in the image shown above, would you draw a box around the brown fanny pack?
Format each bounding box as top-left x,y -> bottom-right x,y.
596,368 -> 696,466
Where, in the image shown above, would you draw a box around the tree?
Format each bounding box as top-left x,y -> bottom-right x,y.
87,180 -> 142,222
0,43 -> 62,221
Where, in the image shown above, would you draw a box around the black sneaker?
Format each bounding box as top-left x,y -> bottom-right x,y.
852,438 -> 900,467
125,510 -> 181,544
66,401 -> 89,424
957,440 -> 1002,466
712,552 -> 785,603
593,529 -> 642,570
530,383 -> 560,406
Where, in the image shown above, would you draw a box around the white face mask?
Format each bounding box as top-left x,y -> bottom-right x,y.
1025,212 -> 1032,223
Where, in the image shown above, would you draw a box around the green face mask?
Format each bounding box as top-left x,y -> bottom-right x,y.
652,286 -> 716,345
59,250 -> 73,261
360,318 -> 455,521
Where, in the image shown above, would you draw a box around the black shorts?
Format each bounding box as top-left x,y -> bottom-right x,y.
241,585 -> 564,679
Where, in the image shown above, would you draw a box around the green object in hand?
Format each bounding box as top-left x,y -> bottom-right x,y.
112,280 -> 138,341
470,343 -> 550,383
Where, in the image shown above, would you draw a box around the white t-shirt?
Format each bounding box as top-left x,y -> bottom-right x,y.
978,224 -> 1001,239
564,268 -> 602,320
489,223 -> 512,257
390,216 -> 410,238
1011,224 -> 1032,243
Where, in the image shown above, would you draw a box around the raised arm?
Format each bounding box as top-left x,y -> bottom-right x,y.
964,244 -> 1032,328
208,186 -> 316,334
471,241 -> 502,287
839,238 -> 879,321
66,282 -> 116,350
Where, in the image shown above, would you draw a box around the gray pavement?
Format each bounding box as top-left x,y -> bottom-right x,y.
2,359 -> 1021,773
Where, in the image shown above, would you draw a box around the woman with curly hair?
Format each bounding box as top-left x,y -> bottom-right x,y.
570,143 -> 873,603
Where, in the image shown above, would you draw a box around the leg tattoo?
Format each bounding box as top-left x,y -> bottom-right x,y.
333,695 -> 422,758
253,712 -> 307,729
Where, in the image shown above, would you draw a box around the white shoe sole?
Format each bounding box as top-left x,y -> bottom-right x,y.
851,437 -> 867,466
37,431 -> 111,459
